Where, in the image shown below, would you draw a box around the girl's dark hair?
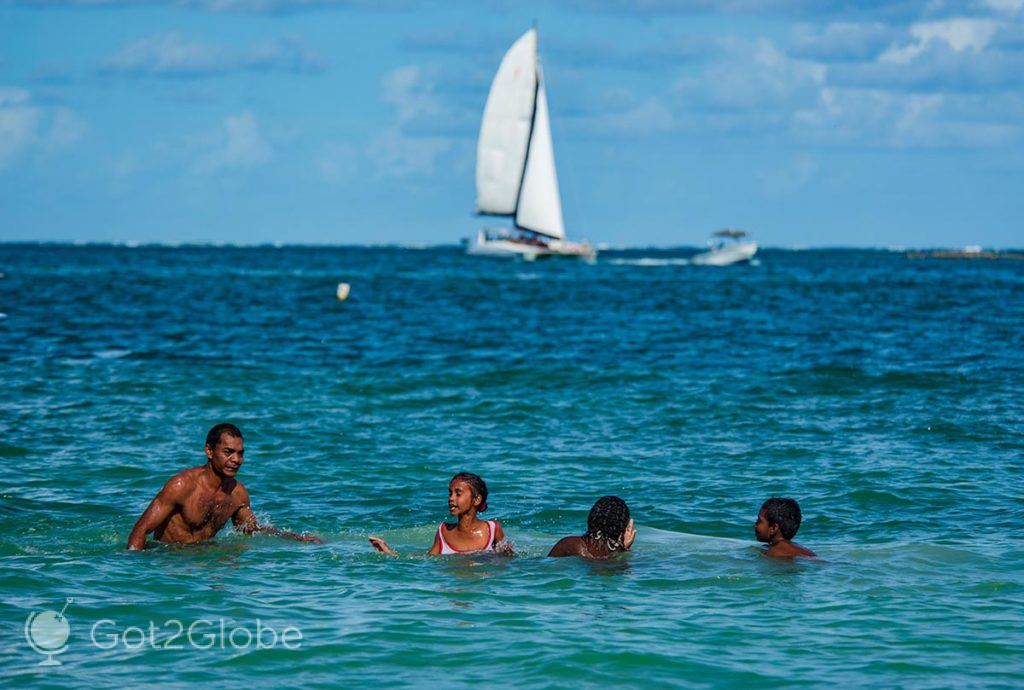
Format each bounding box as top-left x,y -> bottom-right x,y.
584,496 -> 630,552
451,472 -> 488,513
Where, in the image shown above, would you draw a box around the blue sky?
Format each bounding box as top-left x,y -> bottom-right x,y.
1,0 -> 1022,248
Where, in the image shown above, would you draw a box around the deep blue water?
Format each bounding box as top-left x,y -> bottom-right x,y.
1,245 -> 1023,688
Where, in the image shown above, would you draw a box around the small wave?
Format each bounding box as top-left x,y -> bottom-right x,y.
94,349 -> 132,360
606,258 -> 692,267
515,273 -> 541,281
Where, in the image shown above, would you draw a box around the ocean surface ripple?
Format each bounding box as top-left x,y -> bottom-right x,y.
1,245 -> 1022,688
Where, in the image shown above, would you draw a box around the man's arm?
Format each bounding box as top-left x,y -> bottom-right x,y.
232,488 -> 323,544
126,475 -> 188,550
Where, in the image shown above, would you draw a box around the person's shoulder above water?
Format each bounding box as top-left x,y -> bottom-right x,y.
547,535 -> 586,557
548,496 -> 635,560
754,496 -> 816,559
126,423 -> 322,550
764,539 -> 816,558
370,471 -> 511,556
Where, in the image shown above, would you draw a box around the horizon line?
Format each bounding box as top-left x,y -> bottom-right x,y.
1,241 -> 1021,252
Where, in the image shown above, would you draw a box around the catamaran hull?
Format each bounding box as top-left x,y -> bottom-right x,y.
466,232 -> 596,261
691,241 -> 758,266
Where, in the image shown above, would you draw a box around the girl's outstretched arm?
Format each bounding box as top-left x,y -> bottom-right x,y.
368,536 -> 398,556
369,531 -> 443,556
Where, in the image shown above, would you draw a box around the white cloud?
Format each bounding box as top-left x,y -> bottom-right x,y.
792,86 -> 1019,147
881,18 -> 999,63
0,88 -> 40,169
789,21 -> 897,61
0,87 -> 84,170
100,33 -> 324,78
195,110 -> 272,173
980,0 -> 1024,13
367,127 -> 452,177
45,108 -> 87,150
382,65 -> 446,124
676,38 -> 825,110
368,65 -> 458,176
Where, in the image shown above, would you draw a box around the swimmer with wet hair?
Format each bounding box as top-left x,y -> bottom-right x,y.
754,497 -> 816,558
369,472 -> 511,556
548,496 -> 636,559
127,423 -> 322,549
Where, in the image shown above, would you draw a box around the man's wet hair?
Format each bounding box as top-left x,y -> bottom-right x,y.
761,497 -> 802,540
585,496 -> 630,552
451,472 -> 488,512
205,423 -> 243,450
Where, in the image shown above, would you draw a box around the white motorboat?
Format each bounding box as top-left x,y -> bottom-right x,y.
467,28 -> 595,261
691,229 -> 758,266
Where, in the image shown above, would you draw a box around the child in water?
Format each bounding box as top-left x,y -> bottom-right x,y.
548,496 -> 635,559
754,497 -> 816,558
369,472 -> 510,556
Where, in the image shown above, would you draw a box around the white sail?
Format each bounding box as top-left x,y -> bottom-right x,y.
476,29 -> 538,216
514,72 -> 565,240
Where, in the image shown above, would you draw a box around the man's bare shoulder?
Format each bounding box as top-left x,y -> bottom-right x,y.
161,467 -> 203,494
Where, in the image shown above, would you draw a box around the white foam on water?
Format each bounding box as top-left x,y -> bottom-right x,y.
95,349 -> 131,359
606,258 -> 692,267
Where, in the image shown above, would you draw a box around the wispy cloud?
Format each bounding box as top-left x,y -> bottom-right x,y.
675,38 -> 825,111
788,21 -> 899,62
368,65 -> 461,177
19,0 -> 412,13
793,87 -> 1021,148
564,0 -> 933,21
194,110 -> 272,173
99,33 -> 324,78
0,87 -> 85,170
0,89 -> 41,169
880,18 -> 1000,63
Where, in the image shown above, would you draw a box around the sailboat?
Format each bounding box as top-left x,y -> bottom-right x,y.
467,28 -> 595,261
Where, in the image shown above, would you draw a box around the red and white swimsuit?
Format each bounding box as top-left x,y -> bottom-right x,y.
437,520 -> 498,554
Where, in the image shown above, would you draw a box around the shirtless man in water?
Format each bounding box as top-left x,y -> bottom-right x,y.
127,423 -> 321,550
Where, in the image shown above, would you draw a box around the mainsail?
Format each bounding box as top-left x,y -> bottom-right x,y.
476,30 -> 537,216
475,28 -> 565,241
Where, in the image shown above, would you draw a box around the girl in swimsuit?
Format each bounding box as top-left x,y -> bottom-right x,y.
369,472 -> 510,556
547,496 -> 635,559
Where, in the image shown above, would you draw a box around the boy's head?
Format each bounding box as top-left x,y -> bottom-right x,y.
754,497 -> 802,542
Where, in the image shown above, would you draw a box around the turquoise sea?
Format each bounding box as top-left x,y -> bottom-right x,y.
1,244 -> 1023,688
